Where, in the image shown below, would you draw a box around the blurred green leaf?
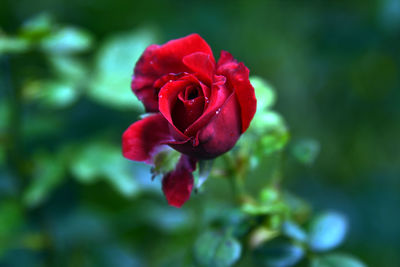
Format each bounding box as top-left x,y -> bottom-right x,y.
70,141 -> 139,197
241,187 -> 288,217
291,139 -> 320,165
282,221 -> 307,243
0,35 -> 30,54
308,212 -> 348,252
248,111 -> 289,155
259,112 -> 290,154
311,253 -> 366,267
250,76 -> 276,111
41,27 -> 93,54
253,238 -> 305,267
194,230 -> 242,267
241,201 -> 287,216
89,28 -> 157,110
49,55 -> 87,83
0,201 -> 24,256
23,152 -> 65,207
259,187 -> 280,204
20,13 -> 54,40
23,79 -> 80,108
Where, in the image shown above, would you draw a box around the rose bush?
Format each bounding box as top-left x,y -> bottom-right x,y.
122,34 -> 256,207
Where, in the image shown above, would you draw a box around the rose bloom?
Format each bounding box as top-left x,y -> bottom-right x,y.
122,34 -> 256,207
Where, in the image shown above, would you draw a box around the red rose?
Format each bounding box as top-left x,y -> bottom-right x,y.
122,34 -> 256,207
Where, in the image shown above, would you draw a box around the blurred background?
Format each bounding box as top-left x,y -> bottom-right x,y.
1,0 -> 399,266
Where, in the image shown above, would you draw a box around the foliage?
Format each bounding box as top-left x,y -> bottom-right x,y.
0,10 -> 379,267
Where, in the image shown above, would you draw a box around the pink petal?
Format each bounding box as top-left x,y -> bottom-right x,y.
122,113 -> 172,164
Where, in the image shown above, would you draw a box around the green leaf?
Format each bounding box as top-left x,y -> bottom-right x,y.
282,221 -> 307,243
23,79 -> 80,108
23,152 -> 65,207
88,28 -> 157,110
69,141 -> 139,197
20,13 -> 54,40
291,139 -> 320,165
311,253 -> 366,267
48,55 -> 87,83
308,212 -> 348,252
241,201 -> 287,216
259,112 -> 289,153
0,35 -> 30,54
253,238 -> 305,267
259,187 -> 280,204
40,27 -> 93,54
248,111 -> 289,154
250,76 -> 276,111
194,230 -> 242,267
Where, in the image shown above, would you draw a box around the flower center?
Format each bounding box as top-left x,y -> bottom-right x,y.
186,85 -> 199,100
172,84 -> 206,134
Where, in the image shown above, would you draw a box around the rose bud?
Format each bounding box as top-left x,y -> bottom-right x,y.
122,34 -> 256,207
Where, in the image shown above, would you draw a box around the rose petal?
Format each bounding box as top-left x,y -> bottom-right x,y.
132,34 -> 214,112
158,79 -> 191,139
158,74 -> 206,140
184,75 -> 229,137
162,155 -> 197,207
122,113 -> 172,164
172,95 -> 205,133
183,52 -> 216,85
153,72 -> 187,91
217,51 -> 257,133
131,44 -> 160,112
169,93 -> 241,159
